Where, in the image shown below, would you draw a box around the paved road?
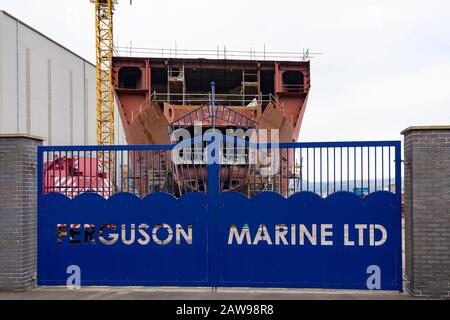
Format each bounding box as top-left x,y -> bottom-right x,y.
0,287 -> 412,300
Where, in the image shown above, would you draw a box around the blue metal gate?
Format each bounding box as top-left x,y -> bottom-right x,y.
37,141 -> 402,290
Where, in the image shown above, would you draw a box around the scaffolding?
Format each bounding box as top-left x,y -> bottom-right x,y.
241,70 -> 259,106
167,65 -> 186,105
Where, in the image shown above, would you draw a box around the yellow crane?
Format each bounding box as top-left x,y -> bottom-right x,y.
90,0 -> 132,190
90,0 -> 116,147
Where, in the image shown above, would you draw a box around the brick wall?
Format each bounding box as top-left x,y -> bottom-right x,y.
0,135 -> 43,291
402,126 -> 450,299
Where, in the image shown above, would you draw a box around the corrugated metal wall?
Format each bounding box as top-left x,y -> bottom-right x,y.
0,11 -> 126,146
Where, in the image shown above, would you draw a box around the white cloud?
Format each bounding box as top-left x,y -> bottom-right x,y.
301,59 -> 450,141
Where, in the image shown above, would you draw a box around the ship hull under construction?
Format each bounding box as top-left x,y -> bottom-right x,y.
112,57 -> 311,196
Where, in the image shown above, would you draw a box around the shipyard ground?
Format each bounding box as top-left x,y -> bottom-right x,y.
0,287 -> 413,300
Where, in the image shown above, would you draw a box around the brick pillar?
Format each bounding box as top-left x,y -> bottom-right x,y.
402,126 -> 450,299
0,134 -> 44,291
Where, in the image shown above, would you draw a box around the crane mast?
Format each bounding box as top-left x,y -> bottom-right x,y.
91,0 -> 116,147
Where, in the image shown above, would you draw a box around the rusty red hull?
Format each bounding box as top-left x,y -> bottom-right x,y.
112,57 -> 310,143
112,57 -> 310,194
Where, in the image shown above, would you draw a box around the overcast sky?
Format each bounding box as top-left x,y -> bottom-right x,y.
1,0 -> 450,142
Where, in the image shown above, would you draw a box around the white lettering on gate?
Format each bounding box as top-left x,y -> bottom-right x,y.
321,224 -> 334,246
57,223 -> 193,245
228,224 -> 340,246
344,224 -> 355,246
228,224 -> 252,245
344,224 -> 388,246
98,224 -> 119,245
290,224 -> 296,245
176,224 -> 193,244
152,224 -> 173,245
59,223 -> 389,247
138,224 -> 150,245
300,224 -> 317,245
372,224 -> 387,246
275,224 -> 289,245
253,225 -> 272,245
121,224 -> 135,245
355,224 -> 367,246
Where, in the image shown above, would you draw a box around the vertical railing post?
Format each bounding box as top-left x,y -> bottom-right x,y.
394,141 -> 402,200
207,143 -> 219,289
207,81 -> 219,289
210,81 -> 216,130
394,140 -> 403,292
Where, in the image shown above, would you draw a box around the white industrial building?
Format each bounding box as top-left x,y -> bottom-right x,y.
0,10 -> 125,145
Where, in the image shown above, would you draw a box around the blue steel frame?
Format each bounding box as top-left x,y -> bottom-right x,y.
37,140 -> 402,289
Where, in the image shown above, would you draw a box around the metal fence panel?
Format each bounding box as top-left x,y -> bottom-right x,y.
37,140 -> 402,289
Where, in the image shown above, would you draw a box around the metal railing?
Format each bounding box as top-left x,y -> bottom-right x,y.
38,145 -> 173,199
114,46 -> 321,62
133,91 -> 284,118
153,92 -> 283,109
240,141 -> 402,198
38,141 -> 402,199
168,104 -> 259,133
